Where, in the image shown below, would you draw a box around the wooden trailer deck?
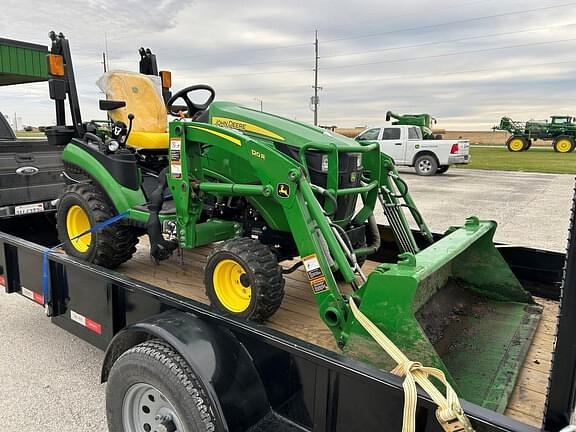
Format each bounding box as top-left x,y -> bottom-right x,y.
121,242 -> 558,428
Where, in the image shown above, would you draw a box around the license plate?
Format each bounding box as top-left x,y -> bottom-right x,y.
14,202 -> 44,215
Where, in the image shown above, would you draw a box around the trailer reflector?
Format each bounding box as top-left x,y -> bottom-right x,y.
21,286 -> 44,304
0,275 -> 4,287
70,310 -> 102,335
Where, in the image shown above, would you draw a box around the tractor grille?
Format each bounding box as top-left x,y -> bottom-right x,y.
275,143 -> 363,221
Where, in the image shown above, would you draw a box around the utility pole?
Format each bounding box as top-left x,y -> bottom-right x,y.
102,52 -> 107,73
312,30 -> 322,126
254,97 -> 263,112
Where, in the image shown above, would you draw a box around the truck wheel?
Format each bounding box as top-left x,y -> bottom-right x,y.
414,154 -> 438,176
506,136 -> 527,152
437,165 -> 449,174
553,136 -> 575,153
106,339 -> 217,432
56,183 -> 138,268
205,237 -> 284,322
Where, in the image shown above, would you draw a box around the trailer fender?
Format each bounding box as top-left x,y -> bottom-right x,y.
101,309 -> 270,432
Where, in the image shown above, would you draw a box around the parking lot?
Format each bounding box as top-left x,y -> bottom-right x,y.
0,168 -> 574,431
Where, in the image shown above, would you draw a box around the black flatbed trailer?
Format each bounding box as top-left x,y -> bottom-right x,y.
0,215 -> 574,432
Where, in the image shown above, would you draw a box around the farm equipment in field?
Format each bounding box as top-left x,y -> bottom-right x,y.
494,115 -> 576,153
386,110 -> 442,139
48,32 -> 541,412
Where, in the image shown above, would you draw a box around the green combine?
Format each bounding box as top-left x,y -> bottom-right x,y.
386,111 -> 441,139
495,115 -> 576,152
48,32 -> 540,412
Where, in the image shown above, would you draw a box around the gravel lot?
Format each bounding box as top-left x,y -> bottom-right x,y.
0,168 -> 574,431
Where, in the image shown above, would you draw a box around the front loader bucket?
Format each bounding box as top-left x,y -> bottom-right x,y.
344,217 -> 542,412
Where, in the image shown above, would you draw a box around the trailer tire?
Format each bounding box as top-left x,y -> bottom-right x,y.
553,136 -> 575,153
56,183 -> 138,268
414,154 -> 438,176
506,136 -> 527,152
437,165 -> 449,174
106,339 -> 217,432
205,237 -> 284,322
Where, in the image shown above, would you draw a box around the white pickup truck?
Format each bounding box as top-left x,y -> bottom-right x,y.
355,125 -> 470,175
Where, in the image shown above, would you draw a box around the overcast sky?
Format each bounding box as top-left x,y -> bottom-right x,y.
2,0 -> 576,130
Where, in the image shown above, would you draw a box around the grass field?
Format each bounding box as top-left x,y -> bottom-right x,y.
455,146 -> 576,174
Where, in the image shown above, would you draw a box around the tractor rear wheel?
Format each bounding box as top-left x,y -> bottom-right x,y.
553,136 -> 575,153
56,183 -> 138,268
506,136 -> 527,152
205,238 -> 284,322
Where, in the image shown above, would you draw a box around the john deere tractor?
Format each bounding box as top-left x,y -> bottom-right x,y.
48,32 -> 541,411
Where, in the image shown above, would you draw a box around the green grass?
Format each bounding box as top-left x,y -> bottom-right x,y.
455,146 -> 576,174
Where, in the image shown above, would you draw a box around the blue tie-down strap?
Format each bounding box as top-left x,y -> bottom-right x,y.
41,210 -> 130,315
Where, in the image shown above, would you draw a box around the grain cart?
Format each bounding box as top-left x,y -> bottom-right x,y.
386,111 -> 443,139
39,32 -> 545,422
495,115 -> 576,152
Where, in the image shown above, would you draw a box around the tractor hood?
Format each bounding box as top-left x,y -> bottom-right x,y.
208,101 -> 359,149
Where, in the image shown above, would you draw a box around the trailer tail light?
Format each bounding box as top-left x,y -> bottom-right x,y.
450,143 -> 459,154
47,54 -> 65,76
160,70 -> 172,89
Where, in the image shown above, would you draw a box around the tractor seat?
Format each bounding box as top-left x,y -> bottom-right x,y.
97,71 -> 169,150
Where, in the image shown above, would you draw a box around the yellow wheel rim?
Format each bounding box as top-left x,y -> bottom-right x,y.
556,139 -> 572,153
66,205 -> 92,253
509,138 -> 524,152
212,259 -> 251,313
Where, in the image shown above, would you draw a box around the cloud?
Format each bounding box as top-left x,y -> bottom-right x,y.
2,0 -> 576,129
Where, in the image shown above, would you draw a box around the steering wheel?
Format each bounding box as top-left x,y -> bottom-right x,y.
166,84 -> 216,118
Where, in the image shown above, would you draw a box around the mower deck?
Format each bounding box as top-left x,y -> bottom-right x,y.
120,239 -> 557,428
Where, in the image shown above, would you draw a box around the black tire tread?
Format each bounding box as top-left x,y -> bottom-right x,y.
114,339 -> 216,431
57,183 -> 138,268
205,237 -> 285,322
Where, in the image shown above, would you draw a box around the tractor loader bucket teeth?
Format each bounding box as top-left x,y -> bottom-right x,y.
344,217 -> 542,412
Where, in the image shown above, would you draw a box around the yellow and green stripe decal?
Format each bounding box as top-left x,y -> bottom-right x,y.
188,126 -> 242,146
211,116 -> 285,141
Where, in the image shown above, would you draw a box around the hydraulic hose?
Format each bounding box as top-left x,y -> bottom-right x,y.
147,168 -> 178,262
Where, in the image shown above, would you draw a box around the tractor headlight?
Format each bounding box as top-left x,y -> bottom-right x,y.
321,154 -> 329,173
107,140 -> 120,153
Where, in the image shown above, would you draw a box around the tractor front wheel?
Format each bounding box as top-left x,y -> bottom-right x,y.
205,238 -> 284,322
506,136 -> 528,152
553,136 -> 575,153
56,183 -> 139,268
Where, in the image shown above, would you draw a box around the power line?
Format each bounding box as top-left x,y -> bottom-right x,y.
320,37 -> 576,71
320,1 -> 576,45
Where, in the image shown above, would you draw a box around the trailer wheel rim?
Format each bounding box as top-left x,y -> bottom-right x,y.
213,259 -> 252,313
556,139 -> 572,153
66,205 -> 92,253
122,383 -> 184,432
417,158 -> 432,173
509,138 -> 524,151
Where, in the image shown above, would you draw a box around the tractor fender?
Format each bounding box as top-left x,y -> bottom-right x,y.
101,309 -> 270,432
62,142 -> 146,213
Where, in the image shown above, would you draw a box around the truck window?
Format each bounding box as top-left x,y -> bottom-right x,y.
382,128 -> 401,140
357,128 -> 380,140
408,127 -> 421,139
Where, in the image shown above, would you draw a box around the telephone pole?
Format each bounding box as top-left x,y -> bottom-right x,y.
102,52 -> 107,73
312,30 -> 322,126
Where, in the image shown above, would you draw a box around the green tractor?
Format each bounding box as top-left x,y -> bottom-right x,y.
495,115 -> 576,152
386,111 -> 441,139
49,33 -> 541,411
